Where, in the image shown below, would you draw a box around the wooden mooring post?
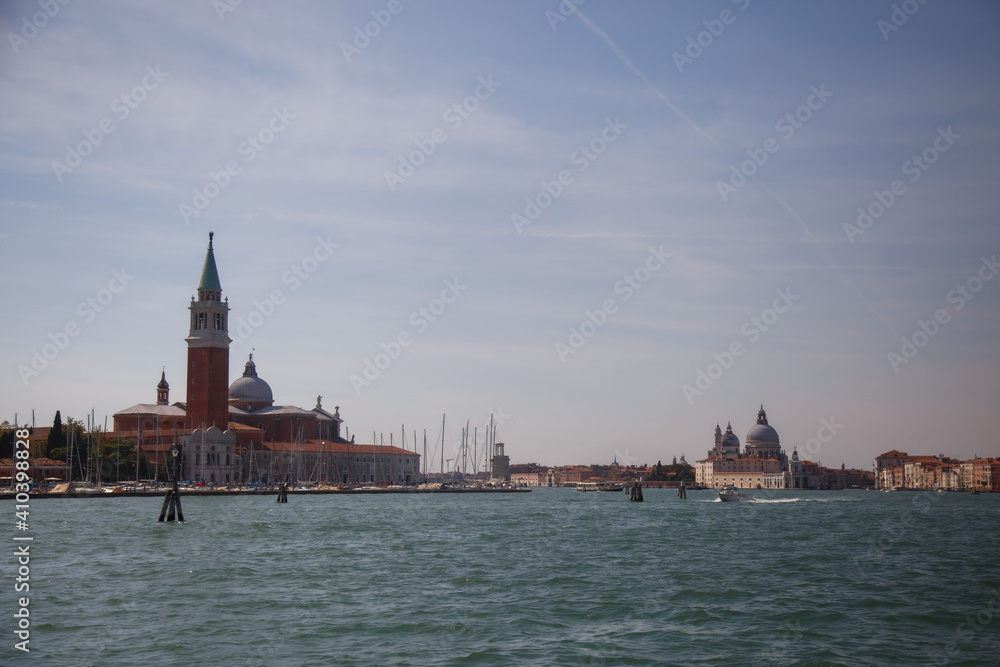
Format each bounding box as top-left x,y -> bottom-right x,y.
158,444 -> 185,522
678,481 -> 687,499
629,481 -> 644,502
276,482 -> 289,503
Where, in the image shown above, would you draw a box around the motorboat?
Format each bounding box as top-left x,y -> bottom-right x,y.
717,485 -> 757,502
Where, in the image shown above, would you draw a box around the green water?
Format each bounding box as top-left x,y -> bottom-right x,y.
4,488 -> 999,665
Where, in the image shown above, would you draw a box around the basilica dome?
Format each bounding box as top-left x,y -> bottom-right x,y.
746,406 -> 779,444
746,423 -> 779,443
229,354 -> 273,403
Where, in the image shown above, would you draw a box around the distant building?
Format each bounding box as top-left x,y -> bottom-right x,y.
875,449 -> 996,491
112,233 -> 417,484
696,406 -> 817,489
490,442 -> 510,481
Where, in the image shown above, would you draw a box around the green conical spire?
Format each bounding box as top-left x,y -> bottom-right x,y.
198,231 -> 222,291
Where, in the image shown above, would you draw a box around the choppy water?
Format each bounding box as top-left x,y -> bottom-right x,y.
4,488 -> 999,666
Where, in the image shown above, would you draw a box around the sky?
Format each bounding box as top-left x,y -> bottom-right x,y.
1,0 -> 998,472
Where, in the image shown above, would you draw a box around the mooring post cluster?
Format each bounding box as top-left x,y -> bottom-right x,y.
629,481 -> 644,502
157,443 -> 185,522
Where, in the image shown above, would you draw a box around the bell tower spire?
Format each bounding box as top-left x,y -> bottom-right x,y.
157,368 -> 170,405
185,232 -> 231,430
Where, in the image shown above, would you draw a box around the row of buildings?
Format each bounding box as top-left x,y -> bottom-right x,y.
875,450 -> 1000,491
509,456 -> 689,488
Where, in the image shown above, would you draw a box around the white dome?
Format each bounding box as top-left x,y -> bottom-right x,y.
746,423 -> 779,444
746,406 -> 779,444
229,355 -> 273,403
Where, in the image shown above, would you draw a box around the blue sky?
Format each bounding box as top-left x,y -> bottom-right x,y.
2,0 -> 998,471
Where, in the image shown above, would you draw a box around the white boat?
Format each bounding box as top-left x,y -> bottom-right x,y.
717,485 -> 756,502
576,482 -> 599,492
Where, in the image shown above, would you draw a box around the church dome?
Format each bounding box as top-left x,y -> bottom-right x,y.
746,406 -> 779,444
747,423 -> 780,443
229,354 -> 273,402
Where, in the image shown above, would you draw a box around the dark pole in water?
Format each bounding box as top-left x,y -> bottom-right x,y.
158,443 -> 184,522
678,481 -> 687,499
629,480 -> 644,502
277,482 -> 288,503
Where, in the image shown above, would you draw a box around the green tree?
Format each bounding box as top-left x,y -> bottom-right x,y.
0,421 -> 15,459
47,411 -> 66,457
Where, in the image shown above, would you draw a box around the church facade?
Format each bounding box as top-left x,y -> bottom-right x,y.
113,233 -> 419,485
695,406 -> 815,490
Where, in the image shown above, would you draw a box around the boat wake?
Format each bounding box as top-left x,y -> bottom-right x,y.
702,496 -> 862,504
749,497 -> 862,503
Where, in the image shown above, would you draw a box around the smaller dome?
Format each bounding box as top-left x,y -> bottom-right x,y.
157,370 -> 169,390
229,354 -> 273,403
722,422 -> 740,447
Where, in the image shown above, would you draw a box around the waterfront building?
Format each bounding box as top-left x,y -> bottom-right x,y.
112,233 -> 418,484
875,449 -> 998,491
695,406 -> 818,489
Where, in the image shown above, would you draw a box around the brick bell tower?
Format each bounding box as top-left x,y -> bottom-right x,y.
185,232 -> 231,430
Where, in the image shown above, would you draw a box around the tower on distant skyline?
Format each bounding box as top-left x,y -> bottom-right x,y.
185,232 -> 231,430
156,369 -> 169,405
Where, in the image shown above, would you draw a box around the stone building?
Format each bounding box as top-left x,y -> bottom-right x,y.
695,406 -> 815,489
113,232 -> 418,484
